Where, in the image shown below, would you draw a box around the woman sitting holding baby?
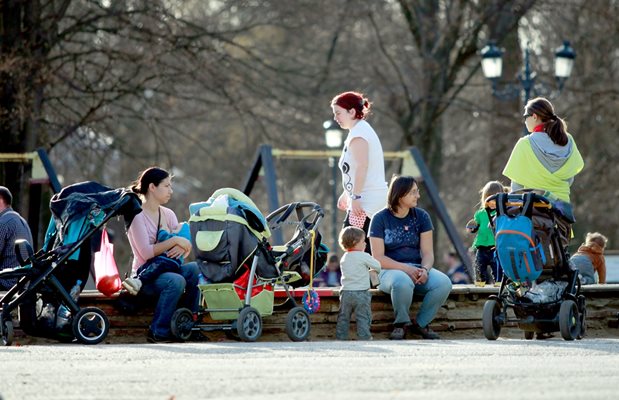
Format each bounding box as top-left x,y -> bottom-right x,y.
125,167 -> 200,343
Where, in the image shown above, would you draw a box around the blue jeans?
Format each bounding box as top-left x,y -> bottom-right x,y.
140,261 -> 200,337
378,267 -> 452,328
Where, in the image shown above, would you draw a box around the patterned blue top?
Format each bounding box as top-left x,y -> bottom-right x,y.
369,207 -> 433,265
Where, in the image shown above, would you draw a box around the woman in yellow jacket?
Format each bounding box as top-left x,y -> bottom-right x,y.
503,97 -> 584,243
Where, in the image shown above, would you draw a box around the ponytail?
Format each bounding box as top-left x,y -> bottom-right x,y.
524,97 -> 569,146
545,117 -> 568,146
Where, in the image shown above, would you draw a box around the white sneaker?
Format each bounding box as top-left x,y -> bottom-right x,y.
122,278 -> 142,295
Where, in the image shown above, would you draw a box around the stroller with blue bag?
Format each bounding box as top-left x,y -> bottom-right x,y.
0,181 -> 141,345
482,191 -> 586,341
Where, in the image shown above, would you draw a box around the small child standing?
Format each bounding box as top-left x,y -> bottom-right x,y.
335,226 -> 381,341
466,181 -> 506,286
570,232 -> 608,285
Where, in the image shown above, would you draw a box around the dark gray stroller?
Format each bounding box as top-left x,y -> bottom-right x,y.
0,181 -> 141,345
482,192 -> 586,341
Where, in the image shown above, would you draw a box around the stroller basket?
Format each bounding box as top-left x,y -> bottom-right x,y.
200,283 -> 274,320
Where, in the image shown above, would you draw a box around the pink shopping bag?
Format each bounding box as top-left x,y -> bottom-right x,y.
94,228 -> 122,297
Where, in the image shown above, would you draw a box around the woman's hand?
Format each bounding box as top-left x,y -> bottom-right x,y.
167,245 -> 186,259
350,198 -> 364,216
403,266 -> 417,282
413,267 -> 429,284
337,192 -> 349,211
174,236 -> 192,252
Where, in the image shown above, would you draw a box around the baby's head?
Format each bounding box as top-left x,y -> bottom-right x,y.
339,226 -> 366,252
585,232 -> 608,249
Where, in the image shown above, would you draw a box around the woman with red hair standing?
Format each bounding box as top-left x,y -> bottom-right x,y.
330,91 -> 388,251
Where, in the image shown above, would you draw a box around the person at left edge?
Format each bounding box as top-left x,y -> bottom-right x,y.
0,186 -> 34,290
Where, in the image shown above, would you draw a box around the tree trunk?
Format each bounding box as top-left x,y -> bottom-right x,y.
0,0 -> 45,214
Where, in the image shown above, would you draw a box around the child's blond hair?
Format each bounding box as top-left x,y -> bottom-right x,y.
585,232 -> 608,249
479,180 -> 507,207
339,226 -> 366,251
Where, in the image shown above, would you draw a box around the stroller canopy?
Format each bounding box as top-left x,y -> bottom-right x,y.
45,181 -> 142,252
189,188 -> 275,283
189,188 -> 270,240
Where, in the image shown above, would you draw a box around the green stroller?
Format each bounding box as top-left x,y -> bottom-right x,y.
170,188 -> 327,342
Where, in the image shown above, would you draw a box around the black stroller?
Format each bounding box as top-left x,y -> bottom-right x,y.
0,181 -> 141,345
170,188 -> 327,342
482,192 -> 586,341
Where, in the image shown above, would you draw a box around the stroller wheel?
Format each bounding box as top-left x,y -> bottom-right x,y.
559,300 -> 579,341
577,296 -> 586,340
524,331 -> 535,340
171,308 -> 194,341
72,307 -> 110,345
237,307 -> 262,342
285,306 -> 311,342
1,320 -> 14,346
482,299 -> 502,340
577,306 -> 586,340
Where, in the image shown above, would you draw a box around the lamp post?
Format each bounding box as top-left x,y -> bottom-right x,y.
481,40 -> 576,134
323,119 -> 345,254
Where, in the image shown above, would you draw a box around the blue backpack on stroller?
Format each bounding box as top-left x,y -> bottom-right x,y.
494,193 -> 546,284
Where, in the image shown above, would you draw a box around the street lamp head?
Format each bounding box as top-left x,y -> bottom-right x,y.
554,40 -> 576,80
480,41 -> 503,80
323,119 -> 344,149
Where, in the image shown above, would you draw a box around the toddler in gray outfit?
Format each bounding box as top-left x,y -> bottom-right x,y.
336,226 -> 381,340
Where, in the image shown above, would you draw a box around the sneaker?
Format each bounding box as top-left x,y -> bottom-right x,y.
147,329 -> 175,343
389,327 -> 406,340
122,277 -> 142,295
408,323 -> 441,340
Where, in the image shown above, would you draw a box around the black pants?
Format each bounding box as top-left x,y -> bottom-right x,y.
475,246 -> 501,284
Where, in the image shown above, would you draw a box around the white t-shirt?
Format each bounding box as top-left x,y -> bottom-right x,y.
338,120 -> 388,216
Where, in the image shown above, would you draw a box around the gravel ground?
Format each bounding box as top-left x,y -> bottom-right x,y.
2,338 -> 618,400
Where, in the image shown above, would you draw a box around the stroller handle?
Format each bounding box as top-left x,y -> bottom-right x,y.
267,202 -> 324,230
485,192 -> 551,210
486,192 -> 553,220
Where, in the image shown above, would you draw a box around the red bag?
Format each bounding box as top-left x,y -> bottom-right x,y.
94,228 -> 122,297
233,266 -> 272,301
